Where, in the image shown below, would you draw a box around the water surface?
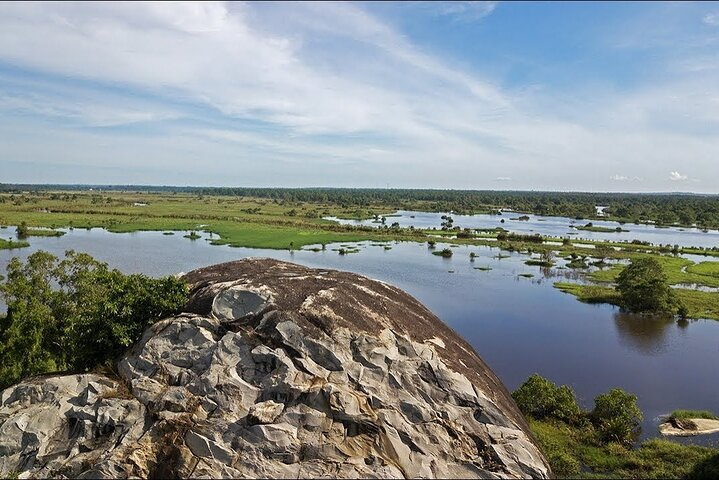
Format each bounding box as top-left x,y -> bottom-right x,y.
327,210 -> 719,250
1,227 -> 718,444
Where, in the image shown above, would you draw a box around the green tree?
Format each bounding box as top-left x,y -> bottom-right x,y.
512,374 -> 581,423
615,257 -> 681,314
15,221 -> 29,239
591,388 -> 643,445
0,250 -> 188,389
0,252 -> 63,386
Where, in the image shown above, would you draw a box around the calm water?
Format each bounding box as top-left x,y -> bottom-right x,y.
327,210 -> 719,250
1,227 -> 718,444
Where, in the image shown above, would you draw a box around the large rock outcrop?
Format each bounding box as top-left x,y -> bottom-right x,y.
0,258 -> 550,478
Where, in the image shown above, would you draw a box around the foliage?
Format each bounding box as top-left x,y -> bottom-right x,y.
512,374 -> 581,423
0,250 -> 188,389
4,185 -> 719,227
15,221 -> 28,239
517,375 -> 718,478
530,418 -> 719,479
591,388 -> 643,445
616,257 -> 682,314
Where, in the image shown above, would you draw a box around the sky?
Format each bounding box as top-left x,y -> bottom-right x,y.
0,1 -> 718,192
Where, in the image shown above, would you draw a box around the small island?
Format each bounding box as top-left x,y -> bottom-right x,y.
575,222 -> 628,233
659,410 -> 719,437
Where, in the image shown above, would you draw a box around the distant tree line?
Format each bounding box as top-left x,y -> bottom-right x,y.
2,184 -> 719,228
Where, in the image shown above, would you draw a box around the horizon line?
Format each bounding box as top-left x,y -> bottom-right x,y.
0,183 -> 717,196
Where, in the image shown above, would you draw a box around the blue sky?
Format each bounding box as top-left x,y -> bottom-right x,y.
0,1 -> 718,191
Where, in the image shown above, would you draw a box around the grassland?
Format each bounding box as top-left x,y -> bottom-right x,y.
530,418 -> 719,479
22,228 -> 65,237
0,238 -> 29,250
686,261 -> 719,278
554,283 -> 621,305
575,225 -> 628,233
670,410 -> 719,421
2,190 -> 717,319
0,191 -> 421,250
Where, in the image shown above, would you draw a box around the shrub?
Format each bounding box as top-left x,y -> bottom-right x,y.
15,221 -> 28,239
548,451 -> 580,477
512,374 -> 581,423
432,248 -> 453,258
591,388 -> 642,445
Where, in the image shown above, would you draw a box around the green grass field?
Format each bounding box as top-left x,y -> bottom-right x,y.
670,409 -> 719,421
530,418 -> 719,479
575,225 -> 628,233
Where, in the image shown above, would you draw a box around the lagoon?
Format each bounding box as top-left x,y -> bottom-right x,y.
1,226 -> 718,444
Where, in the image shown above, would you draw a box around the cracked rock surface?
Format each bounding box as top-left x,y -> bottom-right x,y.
0,258 -> 550,479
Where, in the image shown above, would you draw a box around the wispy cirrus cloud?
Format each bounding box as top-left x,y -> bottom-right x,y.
703,12 -> 719,26
610,175 -> 641,182
423,1 -> 497,22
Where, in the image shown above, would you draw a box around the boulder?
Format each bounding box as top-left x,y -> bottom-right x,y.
0,258 -> 550,478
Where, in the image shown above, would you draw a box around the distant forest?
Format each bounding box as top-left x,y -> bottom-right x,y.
2,184 -> 719,228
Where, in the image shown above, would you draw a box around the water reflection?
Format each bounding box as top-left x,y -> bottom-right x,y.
613,312 -> 676,355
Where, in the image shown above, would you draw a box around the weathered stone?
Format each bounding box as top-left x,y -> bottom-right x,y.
0,258 -> 550,479
248,400 -> 284,424
212,286 -> 269,321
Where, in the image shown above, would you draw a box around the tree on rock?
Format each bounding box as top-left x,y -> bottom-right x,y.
0,250 -> 188,389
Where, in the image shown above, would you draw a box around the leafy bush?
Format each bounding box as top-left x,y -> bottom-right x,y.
0,250 -> 188,389
512,374 -> 581,423
591,388 -> 643,445
547,451 -> 581,477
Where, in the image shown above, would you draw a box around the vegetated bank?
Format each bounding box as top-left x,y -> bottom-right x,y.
513,374 -> 719,479
1,189 -> 717,320
3,184 -> 719,228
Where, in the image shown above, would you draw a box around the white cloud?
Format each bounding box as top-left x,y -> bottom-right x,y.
610,175 -> 642,182
703,12 -> 719,26
427,1 -> 497,22
669,171 -> 688,181
0,2 -> 717,191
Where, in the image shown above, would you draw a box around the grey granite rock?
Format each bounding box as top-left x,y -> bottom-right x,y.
0,258 -> 550,479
